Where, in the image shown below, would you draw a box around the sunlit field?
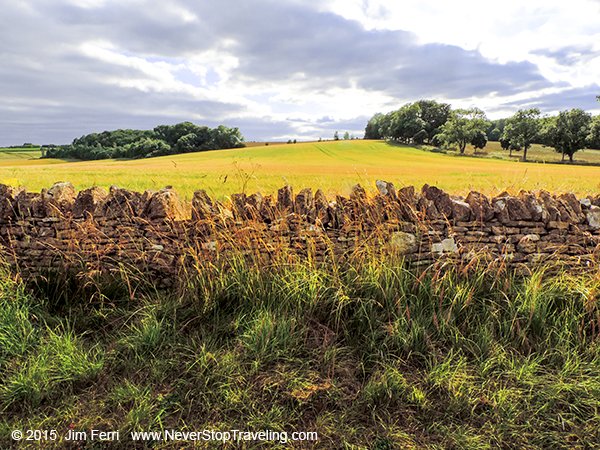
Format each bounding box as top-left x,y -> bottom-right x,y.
1,141 -> 599,200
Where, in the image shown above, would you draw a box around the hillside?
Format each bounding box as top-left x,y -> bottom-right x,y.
1,141 -> 600,199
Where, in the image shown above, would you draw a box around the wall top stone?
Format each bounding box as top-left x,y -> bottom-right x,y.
0,181 -> 598,231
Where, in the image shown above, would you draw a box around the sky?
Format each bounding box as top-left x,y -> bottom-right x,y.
1,0 -> 599,146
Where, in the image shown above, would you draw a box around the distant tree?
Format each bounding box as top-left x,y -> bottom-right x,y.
387,103 -> 426,143
488,128 -> 501,141
587,115 -> 600,150
547,109 -> 592,162
334,131 -> 339,140
293,139 -> 297,144
208,125 -> 245,150
503,109 -> 541,161
124,138 -> 171,158
343,131 -> 350,140
486,119 -> 506,141
364,113 -> 385,139
436,108 -> 489,154
412,129 -> 428,145
414,100 -> 451,143
470,130 -> 488,152
499,135 -> 521,157
287,139 -> 292,144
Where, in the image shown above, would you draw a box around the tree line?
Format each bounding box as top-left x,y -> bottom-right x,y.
365,99 -> 600,162
43,122 -> 245,160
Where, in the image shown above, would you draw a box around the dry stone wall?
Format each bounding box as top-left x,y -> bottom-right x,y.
1,181 -> 600,288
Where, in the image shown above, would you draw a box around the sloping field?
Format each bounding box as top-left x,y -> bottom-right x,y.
1,140 -> 599,200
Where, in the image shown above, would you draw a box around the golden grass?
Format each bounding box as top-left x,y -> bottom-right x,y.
0,140 -> 599,200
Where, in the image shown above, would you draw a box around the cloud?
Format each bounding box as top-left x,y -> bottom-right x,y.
498,85 -> 600,113
0,0 -> 597,145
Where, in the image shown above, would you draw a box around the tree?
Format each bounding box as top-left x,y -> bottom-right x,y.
387,103 -> 426,143
343,131 -> 350,140
334,131 -> 339,140
499,133 -> 521,157
503,109 -> 541,162
436,108 -> 489,154
364,113 -> 385,139
547,109 -> 592,162
588,115 -> 600,150
470,130 -> 488,152
414,100 -> 451,143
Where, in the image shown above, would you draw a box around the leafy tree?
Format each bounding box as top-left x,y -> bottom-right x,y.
499,134 -> 521,157
471,130 -> 488,152
412,129 -> 428,145
43,122 -> 245,160
486,119 -> 506,141
547,109 -> 592,162
436,108 -> 489,154
124,138 -> 171,158
334,131 -> 339,141
488,128 -> 501,141
503,109 -> 541,161
414,100 -> 451,143
387,103 -> 426,143
364,113 -> 385,139
343,131 -> 350,140
588,115 -> 600,150
207,125 -> 245,150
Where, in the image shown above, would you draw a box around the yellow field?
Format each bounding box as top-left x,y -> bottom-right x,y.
1,141 -> 599,200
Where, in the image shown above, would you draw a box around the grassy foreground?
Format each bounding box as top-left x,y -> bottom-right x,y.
1,141 -> 600,199
1,253 -> 599,449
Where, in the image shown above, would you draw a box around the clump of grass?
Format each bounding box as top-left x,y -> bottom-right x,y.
0,326 -> 103,409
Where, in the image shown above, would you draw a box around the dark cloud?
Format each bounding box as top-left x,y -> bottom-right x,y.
496,85 -> 600,113
532,45 -> 599,66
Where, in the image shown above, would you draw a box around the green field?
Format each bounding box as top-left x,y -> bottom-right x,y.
0,147 -> 42,161
1,141 -> 599,200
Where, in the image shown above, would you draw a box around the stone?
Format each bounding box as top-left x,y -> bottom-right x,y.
537,191 -> 560,222
431,237 -> 459,255
519,191 -> 544,221
0,184 -> 24,220
505,196 -> 532,221
557,193 -> 583,223
450,199 -> 472,222
422,184 -> 454,218
100,186 -> 144,218
388,231 -> 418,254
313,189 -> 329,226
277,185 -> 294,211
73,187 -> 108,219
259,195 -> 276,222
587,206 -> 600,230
143,188 -> 182,220
231,193 -> 247,220
15,191 -> 46,218
517,233 -> 540,253
375,180 -> 398,200
465,191 -> 494,222
295,188 -> 313,217
350,184 -> 367,202
44,182 -> 76,215
192,190 -> 215,220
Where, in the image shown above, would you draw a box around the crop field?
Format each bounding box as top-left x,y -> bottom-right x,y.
0,147 -> 42,161
0,141 -> 599,200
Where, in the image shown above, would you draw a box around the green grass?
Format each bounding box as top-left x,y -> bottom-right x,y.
0,147 -> 42,161
1,254 -> 600,448
0,140 -> 599,200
